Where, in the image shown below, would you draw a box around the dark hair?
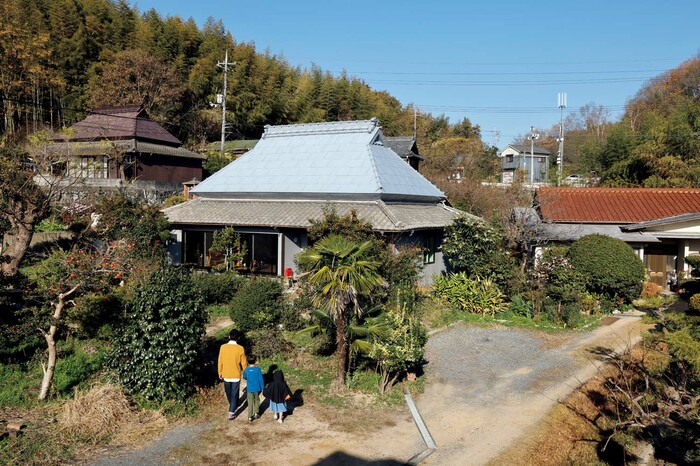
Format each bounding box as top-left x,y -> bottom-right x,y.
229,329 -> 241,341
247,354 -> 257,364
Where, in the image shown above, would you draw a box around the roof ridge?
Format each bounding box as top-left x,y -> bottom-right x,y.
376,200 -> 404,229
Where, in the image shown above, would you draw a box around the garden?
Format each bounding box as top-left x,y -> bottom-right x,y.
2,173 -> 700,464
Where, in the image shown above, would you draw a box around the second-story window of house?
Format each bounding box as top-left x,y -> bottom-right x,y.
506,155 -> 514,163
538,157 -> 546,163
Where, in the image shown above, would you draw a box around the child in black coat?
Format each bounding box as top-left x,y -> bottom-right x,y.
263,369 -> 292,424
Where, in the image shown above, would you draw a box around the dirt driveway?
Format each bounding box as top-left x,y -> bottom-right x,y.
89,314 -> 649,466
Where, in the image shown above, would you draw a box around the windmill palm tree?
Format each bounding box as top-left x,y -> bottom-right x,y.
297,234 -> 384,386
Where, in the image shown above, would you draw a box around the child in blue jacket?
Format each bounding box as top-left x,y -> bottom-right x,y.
243,355 -> 265,422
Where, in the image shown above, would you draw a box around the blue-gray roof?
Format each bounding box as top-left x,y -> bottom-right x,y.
192,119 -> 444,202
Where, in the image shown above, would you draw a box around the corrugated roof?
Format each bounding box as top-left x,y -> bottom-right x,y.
163,199 -> 468,232
45,139 -> 205,160
192,120 -> 444,202
538,187 -> 700,223
55,106 -> 181,146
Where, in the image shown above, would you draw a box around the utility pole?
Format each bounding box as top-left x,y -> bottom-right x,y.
413,107 -> 417,140
527,126 -> 540,184
557,92 -> 567,185
217,50 -> 232,157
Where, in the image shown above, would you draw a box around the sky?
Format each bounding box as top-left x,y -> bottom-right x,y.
133,0 -> 699,149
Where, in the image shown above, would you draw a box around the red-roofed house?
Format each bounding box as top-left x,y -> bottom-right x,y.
43,105 -> 205,200
534,187 -> 700,289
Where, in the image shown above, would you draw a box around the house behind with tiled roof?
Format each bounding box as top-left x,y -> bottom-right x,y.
534,187 -> 700,289
44,105 -> 205,201
163,119 -> 472,283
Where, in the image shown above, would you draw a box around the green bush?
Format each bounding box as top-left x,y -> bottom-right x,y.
67,293 -> 123,338
568,234 -> 645,303
532,250 -> 587,304
111,266 -> 206,402
508,295 -> 532,318
246,329 -> 291,358
192,272 -> 245,305
0,362 -> 39,407
686,255 -> 700,277
228,277 -> 284,332
433,272 -> 507,316
441,216 -> 521,290
689,294 -> 700,312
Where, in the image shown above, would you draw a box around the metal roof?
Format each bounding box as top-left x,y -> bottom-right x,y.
191,120 -> 444,202
163,198 -> 468,232
504,144 -> 552,156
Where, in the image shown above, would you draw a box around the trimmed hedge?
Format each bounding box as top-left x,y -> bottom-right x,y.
568,234 -> 645,303
192,271 -> 245,305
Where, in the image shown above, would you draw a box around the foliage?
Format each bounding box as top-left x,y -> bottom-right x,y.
0,362 -> 41,407
641,281 -> 663,298
530,247 -> 587,309
90,193 -> 171,257
433,272 -> 508,316
192,271 -> 245,305
52,341 -> 107,396
228,277 -> 284,332
568,234 -> 645,303
296,235 -> 384,386
367,291 -> 427,393
246,329 -> 291,359
383,245 -> 423,289
690,294 -> 700,312
686,255 -> 700,277
67,293 -> 124,339
307,206 -> 375,243
209,227 -> 247,272
162,194 -> 186,207
111,266 -> 206,402
35,219 -> 68,232
441,215 -> 519,290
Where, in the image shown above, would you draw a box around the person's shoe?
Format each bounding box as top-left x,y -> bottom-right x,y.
253,413 -> 260,420
248,416 -> 253,422
227,413 -> 236,421
278,418 -> 283,424
273,413 -> 279,420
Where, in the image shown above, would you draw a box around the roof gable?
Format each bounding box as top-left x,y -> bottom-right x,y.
56,106 -> 181,146
538,187 -> 700,223
503,144 -> 552,156
192,120 -> 444,202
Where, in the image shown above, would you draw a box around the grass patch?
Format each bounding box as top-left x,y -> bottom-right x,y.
0,362 -> 41,407
206,304 -> 230,319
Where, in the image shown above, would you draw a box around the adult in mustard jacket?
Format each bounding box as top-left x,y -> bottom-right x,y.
218,329 -> 248,420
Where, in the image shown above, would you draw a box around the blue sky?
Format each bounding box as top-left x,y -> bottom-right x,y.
134,0 -> 699,148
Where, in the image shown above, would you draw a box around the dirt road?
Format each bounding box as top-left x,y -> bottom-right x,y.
89,314 -> 649,465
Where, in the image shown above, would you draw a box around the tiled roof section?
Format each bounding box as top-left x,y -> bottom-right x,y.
192,120 -> 444,202
507,144 -> 552,155
385,136 -> 424,160
163,199 -> 468,232
539,223 -> 660,243
538,187 -> 700,223
56,106 -> 181,146
45,139 -> 205,160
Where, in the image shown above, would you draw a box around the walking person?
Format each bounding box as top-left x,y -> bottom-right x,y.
263,369 -> 293,424
243,354 -> 264,422
218,330 -> 247,420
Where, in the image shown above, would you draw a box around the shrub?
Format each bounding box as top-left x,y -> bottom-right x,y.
246,329 -> 291,358
68,293 -> 123,338
689,294 -> 700,312
192,272 -> 245,305
228,277 -> 284,332
531,250 -> 587,304
568,234 -> 645,303
508,295 -> 532,318
441,215 -> 520,290
641,281 -> 662,298
111,266 -> 206,402
433,272 -> 507,316
686,255 -> 700,277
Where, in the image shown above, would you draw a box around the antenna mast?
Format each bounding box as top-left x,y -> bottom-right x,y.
557,92 -> 567,184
